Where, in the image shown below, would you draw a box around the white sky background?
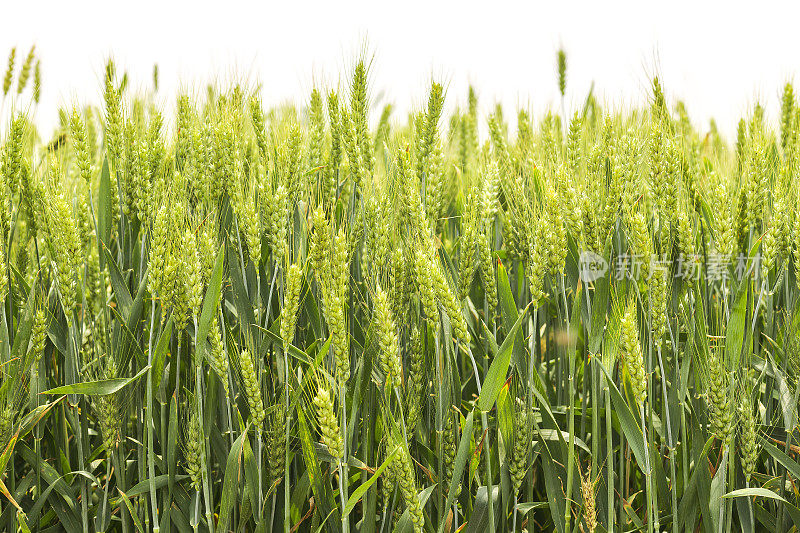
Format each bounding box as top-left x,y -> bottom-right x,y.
2,0 -> 800,140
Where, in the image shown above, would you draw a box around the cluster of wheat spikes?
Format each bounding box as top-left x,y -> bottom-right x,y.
1,44 -> 800,533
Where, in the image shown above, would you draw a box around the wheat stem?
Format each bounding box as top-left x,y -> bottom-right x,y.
562,274 -> 575,533
340,382 -> 350,533
147,297 -> 159,532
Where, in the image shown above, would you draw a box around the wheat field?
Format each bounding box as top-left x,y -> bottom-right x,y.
0,45 -> 797,532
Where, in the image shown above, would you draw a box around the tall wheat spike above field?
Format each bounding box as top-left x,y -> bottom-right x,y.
0,46 -> 799,532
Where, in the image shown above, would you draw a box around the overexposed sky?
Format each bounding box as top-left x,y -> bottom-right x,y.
2,0 -> 800,139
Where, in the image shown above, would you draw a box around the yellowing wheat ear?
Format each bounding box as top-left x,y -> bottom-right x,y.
706,340 -> 735,443
738,376 -> 760,482
620,296 -> 647,406
313,384 -> 343,459
240,349 -> 265,430
374,284 -> 402,390
3,47 -> 16,96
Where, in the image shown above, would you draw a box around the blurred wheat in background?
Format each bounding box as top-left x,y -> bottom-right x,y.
0,44 -> 798,533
